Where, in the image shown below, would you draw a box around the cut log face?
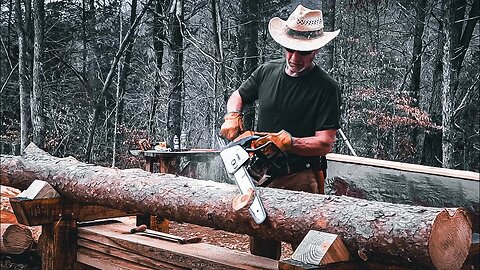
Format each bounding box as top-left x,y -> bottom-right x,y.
0,223 -> 33,254
0,143 -> 473,269
291,230 -> 350,265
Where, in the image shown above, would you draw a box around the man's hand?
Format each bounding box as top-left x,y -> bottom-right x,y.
253,130 -> 293,152
220,112 -> 244,141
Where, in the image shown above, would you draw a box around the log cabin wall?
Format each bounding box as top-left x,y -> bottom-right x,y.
325,153 -> 479,232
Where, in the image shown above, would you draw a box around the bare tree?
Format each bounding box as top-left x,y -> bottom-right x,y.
441,0 -> 479,169
408,0 -> 427,162
322,0 -> 336,71
14,0 -> 30,152
113,0 -> 138,167
166,0 -> 184,144
31,0 -> 45,148
148,0 -> 166,139
210,0 -> 225,146
85,0 -> 153,162
236,0 -> 259,131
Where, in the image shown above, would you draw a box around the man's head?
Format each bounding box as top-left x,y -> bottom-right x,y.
269,5 -> 340,52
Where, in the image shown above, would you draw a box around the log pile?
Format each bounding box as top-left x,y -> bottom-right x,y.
0,185 -> 41,254
0,143 -> 473,269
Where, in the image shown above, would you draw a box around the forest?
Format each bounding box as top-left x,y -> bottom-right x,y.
0,0 -> 478,172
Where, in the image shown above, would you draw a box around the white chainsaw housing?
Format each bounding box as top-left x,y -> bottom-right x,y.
220,145 -> 267,224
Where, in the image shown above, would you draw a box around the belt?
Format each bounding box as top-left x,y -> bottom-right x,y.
269,156 -> 323,178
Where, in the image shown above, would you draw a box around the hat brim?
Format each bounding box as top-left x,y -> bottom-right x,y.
269,17 -> 340,51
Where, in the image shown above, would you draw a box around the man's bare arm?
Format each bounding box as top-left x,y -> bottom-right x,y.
290,129 -> 337,156
226,90 -> 244,112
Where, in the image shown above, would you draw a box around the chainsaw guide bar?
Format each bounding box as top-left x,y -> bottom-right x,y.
220,145 -> 267,224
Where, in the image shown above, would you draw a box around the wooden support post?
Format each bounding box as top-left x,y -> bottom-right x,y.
39,219 -> 77,270
137,155 -> 178,232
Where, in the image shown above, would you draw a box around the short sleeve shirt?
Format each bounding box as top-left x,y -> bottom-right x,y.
238,59 -> 341,138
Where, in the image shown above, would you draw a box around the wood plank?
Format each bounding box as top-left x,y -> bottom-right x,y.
77,238 -> 183,270
77,222 -> 278,270
77,247 -> 153,270
10,196 -> 135,226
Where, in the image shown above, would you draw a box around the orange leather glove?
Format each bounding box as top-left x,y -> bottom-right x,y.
253,130 -> 293,152
220,112 -> 243,141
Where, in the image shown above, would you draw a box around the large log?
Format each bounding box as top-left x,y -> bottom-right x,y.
0,144 -> 472,269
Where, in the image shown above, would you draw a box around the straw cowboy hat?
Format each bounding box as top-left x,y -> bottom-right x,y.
269,5 -> 340,51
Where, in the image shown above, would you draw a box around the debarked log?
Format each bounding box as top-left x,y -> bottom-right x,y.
0,143 -> 472,269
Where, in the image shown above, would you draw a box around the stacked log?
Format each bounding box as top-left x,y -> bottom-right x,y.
0,143 -> 473,269
0,185 -> 41,254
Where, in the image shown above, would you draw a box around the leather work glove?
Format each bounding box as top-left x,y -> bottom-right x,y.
253,130 -> 293,152
220,112 -> 243,141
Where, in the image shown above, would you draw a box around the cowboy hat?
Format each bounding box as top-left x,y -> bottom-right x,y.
269,5 -> 340,51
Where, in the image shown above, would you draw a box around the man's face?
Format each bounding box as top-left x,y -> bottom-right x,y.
284,48 -> 317,76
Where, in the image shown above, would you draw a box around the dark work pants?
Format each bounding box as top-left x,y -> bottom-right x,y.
249,169 -> 325,260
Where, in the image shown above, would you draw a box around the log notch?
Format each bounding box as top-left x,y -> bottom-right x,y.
0,144 -> 473,269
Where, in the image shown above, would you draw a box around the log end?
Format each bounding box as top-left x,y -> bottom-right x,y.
429,208 -> 472,270
1,223 -> 34,254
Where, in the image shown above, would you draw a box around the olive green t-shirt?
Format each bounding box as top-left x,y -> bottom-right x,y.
238,59 -> 341,138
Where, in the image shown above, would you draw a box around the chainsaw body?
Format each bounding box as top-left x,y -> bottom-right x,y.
220,135 -> 287,224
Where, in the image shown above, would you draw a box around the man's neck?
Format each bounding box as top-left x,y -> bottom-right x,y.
284,62 -> 316,77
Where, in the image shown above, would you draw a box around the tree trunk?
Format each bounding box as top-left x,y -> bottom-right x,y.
238,0 -> 258,131
167,0 -> 184,145
210,0 -> 225,148
408,0 -> 426,162
147,0 -> 166,139
14,0 -> 30,153
441,0 -> 455,169
0,143 -> 472,269
322,0 -> 336,71
85,0 -> 152,162
112,0 -> 138,167
31,0 -> 45,149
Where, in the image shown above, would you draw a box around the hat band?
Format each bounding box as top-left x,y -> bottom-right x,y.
287,28 -> 324,40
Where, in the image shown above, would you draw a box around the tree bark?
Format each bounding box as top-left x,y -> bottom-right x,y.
322,0 -> 336,71
31,0 -> 45,149
210,0 -> 226,148
14,0 -> 30,153
85,0 -> 152,162
237,0 -> 259,131
441,0 -> 455,169
167,0 -> 184,145
147,0 -> 166,139
408,0 -> 426,162
0,143 -> 473,269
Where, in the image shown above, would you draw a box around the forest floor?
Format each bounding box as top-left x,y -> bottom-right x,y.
1,217 -> 293,270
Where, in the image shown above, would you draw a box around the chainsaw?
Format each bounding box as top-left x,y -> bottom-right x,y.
219,134 -> 288,224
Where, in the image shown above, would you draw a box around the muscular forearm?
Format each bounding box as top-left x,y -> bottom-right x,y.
226,90 -> 243,112
290,129 -> 337,156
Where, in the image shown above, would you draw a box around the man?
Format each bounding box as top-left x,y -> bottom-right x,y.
220,5 -> 341,259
